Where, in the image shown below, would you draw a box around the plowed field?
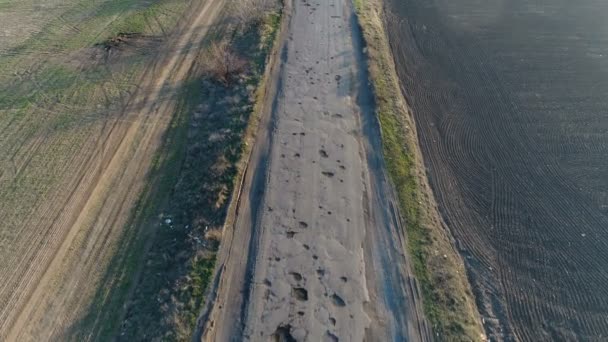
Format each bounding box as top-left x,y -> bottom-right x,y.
385,0 -> 608,340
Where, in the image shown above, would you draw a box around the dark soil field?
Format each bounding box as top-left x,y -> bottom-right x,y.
384,0 -> 608,340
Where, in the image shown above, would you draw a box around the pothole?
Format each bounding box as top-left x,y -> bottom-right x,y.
290,272 -> 303,281
292,287 -> 308,301
272,324 -> 296,342
331,293 -> 346,307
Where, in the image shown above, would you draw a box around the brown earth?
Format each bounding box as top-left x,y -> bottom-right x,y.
0,0 -> 225,340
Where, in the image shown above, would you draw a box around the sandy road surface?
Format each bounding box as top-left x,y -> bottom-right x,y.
0,0 -> 224,340
201,0 -> 430,340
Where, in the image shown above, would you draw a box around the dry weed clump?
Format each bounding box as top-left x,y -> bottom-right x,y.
204,40 -> 247,85
204,228 -> 223,242
232,0 -> 275,26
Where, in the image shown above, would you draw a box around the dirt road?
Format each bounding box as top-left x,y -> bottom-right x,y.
201,0 -> 430,340
0,0 -> 224,340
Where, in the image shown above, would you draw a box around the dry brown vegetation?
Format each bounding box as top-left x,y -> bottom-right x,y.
204,228 -> 223,242
232,0 -> 276,25
204,40 -> 248,84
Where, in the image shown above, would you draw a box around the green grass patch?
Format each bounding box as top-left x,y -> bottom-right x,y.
182,254 -> 216,328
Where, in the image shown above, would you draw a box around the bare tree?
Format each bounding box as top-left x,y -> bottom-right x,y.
231,0 -> 275,26
205,40 -> 247,85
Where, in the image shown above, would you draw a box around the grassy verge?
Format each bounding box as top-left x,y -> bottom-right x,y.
352,0 -> 485,340
73,6 -> 284,342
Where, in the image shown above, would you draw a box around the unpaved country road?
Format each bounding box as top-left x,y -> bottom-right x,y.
0,0 -> 224,340
201,0 -> 431,340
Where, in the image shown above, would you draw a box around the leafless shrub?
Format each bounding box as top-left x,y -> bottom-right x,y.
204,40 -> 247,84
232,0 -> 275,26
204,228 -> 223,242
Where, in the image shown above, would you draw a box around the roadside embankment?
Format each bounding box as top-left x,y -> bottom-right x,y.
352,0 -> 486,339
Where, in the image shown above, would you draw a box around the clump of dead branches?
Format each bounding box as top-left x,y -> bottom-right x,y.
203,40 -> 247,85
231,0 -> 275,26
